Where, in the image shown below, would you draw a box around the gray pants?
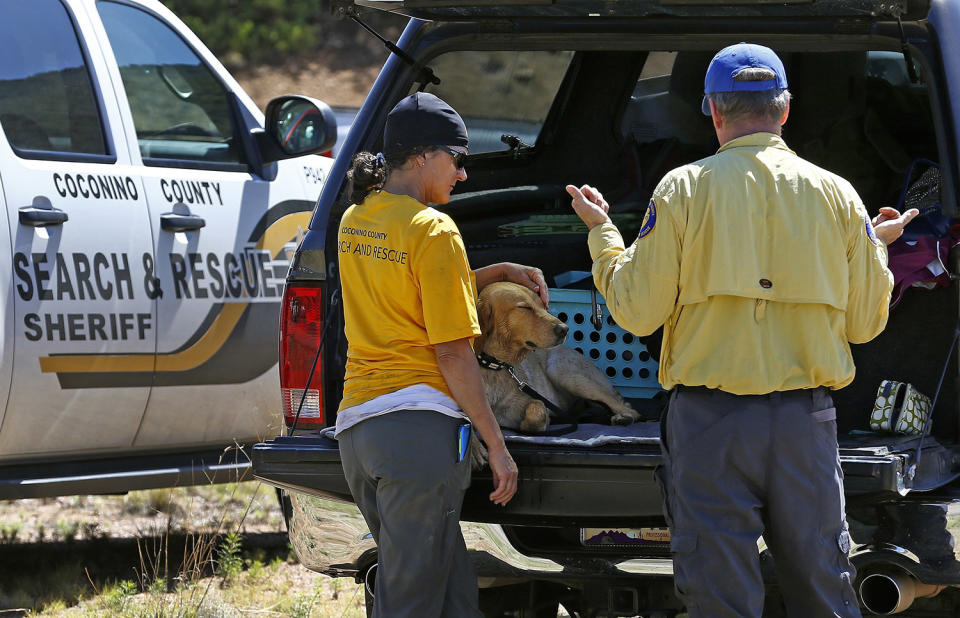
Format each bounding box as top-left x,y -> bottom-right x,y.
656,386 -> 861,618
339,409 -> 481,618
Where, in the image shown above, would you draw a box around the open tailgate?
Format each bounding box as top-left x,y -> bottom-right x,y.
253,433 -> 914,527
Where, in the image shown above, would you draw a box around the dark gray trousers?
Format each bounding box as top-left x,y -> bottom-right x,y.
656,387 -> 861,618
339,409 -> 481,618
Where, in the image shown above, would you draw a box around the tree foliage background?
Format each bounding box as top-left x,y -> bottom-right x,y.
160,1 -> 405,68
162,0 -> 328,66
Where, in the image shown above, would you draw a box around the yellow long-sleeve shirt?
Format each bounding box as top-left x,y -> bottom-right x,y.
588,132 -> 893,394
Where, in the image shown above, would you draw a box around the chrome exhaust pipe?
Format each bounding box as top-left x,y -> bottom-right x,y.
364,563 -> 378,598
858,571 -> 944,615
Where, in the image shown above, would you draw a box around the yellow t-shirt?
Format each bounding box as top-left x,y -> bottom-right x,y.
336,190 -> 480,411
588,132 -> 893,394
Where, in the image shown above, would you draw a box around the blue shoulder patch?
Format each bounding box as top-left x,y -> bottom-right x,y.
637,199 -> 657,240
864,214 -> 882,247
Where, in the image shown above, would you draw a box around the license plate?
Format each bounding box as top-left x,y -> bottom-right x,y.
580,527 -> 671,547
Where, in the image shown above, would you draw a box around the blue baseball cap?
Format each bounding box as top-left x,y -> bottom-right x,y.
701,42 -> 788,115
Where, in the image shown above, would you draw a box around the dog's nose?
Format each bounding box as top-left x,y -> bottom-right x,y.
554,323 -> 569,339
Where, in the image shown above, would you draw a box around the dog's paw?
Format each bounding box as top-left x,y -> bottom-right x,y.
610,400 -> 641,426
611,406 -> 641,426
469,434 -> 488,470
519,400 -> 549,433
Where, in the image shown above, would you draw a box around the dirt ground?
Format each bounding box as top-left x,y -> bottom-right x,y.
233,48 -> 383,111
230,15 -> 405,110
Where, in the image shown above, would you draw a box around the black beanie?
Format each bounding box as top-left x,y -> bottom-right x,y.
382,92 -> 469,154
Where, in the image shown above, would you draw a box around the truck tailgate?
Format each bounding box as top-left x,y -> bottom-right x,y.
253,433 -> 912,527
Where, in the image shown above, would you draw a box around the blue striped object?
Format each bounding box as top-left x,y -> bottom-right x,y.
548,288 -> 662,399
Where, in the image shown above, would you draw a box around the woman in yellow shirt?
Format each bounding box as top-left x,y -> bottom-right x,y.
335,92 -> 546,618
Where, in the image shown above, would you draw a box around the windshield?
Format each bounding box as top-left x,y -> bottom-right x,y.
417,50 -> 575,154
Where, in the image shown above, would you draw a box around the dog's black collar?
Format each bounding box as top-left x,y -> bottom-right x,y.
475,351 -> 584,437
477,352 -> 512,371
476,352 -> 563,414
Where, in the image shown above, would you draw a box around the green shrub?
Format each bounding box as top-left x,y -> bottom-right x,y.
100,579 -> 138,614
216,531 -> 244,583
162,0 -> 327,66
56,519 -> 80,543
0,521 -> 22,543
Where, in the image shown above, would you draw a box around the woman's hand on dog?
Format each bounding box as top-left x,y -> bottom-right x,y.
475,262 -> 549,308
487,443 -> 518,505
500,262 -> 549,308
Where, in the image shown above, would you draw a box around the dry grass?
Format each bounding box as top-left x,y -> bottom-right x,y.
0,482 -> 366,617
31,558 -> 366,617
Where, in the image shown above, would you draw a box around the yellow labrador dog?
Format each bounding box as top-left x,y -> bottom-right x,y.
475,281 -> 641,434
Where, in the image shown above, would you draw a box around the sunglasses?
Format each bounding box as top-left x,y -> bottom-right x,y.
436,145 -> 468,170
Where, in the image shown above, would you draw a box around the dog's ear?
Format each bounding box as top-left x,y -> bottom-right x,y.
475,293 -> 495,348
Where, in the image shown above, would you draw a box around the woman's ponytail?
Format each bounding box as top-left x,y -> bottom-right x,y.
346,147 -> 433,204
346,151 -> 387,204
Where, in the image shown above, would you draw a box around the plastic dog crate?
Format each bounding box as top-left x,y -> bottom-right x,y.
548,288 -> 662,399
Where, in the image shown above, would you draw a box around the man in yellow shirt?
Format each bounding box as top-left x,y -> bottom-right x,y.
567,43 -> 918,617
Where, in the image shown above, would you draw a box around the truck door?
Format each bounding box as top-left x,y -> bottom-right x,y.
0,175 -> 12,432
95,1 -> 318,449
0,0 -> 155,457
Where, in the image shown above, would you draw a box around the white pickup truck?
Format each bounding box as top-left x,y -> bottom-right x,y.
0,0 -> 338,499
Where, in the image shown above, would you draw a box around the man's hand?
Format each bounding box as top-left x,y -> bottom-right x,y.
567,184 -> 611,230
486,443 -> 518,505
872,207 -> 920,246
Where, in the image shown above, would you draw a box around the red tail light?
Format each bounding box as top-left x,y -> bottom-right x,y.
279,284 -> 325,428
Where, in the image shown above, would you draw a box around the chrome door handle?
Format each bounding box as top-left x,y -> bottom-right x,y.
160,213 -> 206,232
19,205 -> 68,227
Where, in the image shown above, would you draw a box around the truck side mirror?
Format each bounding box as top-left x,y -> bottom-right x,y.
253,95 -> 338,165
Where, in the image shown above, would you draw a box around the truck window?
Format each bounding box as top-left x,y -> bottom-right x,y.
621,50 -> 714,150
97,1 -> 247,169
789,50 -> 938,210
420,50 -> 575,155
0,0 -> 108,157
619,49 -> 940,211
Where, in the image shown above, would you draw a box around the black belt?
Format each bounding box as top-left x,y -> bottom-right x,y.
674,384 -> 714,394
675,384 -> 828,399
